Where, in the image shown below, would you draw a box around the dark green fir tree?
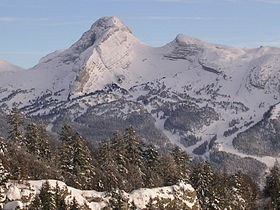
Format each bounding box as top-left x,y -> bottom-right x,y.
7,107 -> 24,145
59,125 -> 96,189
264,165 -> 280,209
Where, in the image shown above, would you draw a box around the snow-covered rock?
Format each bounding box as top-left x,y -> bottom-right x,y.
6,185 -> 21,201
129,181 -> 199,209
3,201 -> 23,210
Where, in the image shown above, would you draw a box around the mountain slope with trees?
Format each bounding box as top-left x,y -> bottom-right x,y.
0,109 -> 276,209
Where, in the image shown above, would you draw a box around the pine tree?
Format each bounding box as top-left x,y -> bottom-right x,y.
29,194 -> 43,209
59,125 -> 96,189
53,182 -> 68,210
98,139 -> 121,190
108,189 -> 129,210
30,181 -> 70,210
130,201 -> 137,210
171,146 -> 191,181
69,198 -> 79,210
7,108 -> 24,145
143,144 -> 159,169
111,131 -> 127,167
211,169 -> 232,209
109,131 -> 140,191
123,127 -> 145,190
59,125 -> 75,176
0,159 -> 9,186
227,171 -> 258,209
190,162 -> 219,209
23,122 -> 51,161
39,123 -> 51,159
39,181 -> 56,210
123,127 -> 143,166
72,132 -> 96,189
24,123 -> 39,154
158,152 -> 179,186
0,137 -> 7,155
0,159 -> 9,204
142,144 -> 163,188
145,198 -> 156,210
264,165 -> 280,209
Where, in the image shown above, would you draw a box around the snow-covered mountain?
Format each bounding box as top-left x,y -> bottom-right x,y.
0,59 -> 23,72
1,16 -> 280,176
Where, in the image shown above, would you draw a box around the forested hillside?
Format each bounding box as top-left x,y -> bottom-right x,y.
0,108 -> 278,209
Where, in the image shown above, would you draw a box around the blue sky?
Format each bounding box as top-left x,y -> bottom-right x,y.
0,0 -> 280,68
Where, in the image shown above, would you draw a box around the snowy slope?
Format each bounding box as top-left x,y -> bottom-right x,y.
1,16 -> 280,169
0,59 -> 23,72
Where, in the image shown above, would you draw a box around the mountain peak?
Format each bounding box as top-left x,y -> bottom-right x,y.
175,34 -> 205,46
0,59 -> 24,72
90,16 -> 130,32
69,16 -> 132,54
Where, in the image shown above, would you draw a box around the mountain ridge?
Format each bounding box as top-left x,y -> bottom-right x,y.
1,16 -> 280,176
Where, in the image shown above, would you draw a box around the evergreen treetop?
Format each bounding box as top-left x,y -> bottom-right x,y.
7,107 -> 24,145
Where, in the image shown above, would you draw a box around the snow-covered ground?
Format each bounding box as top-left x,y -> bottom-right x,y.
1,180 -> 199,210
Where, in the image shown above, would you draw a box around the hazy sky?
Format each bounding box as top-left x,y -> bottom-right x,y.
0,0 -> 280,68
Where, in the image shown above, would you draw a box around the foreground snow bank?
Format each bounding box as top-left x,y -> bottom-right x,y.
0,180 -> 200,209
